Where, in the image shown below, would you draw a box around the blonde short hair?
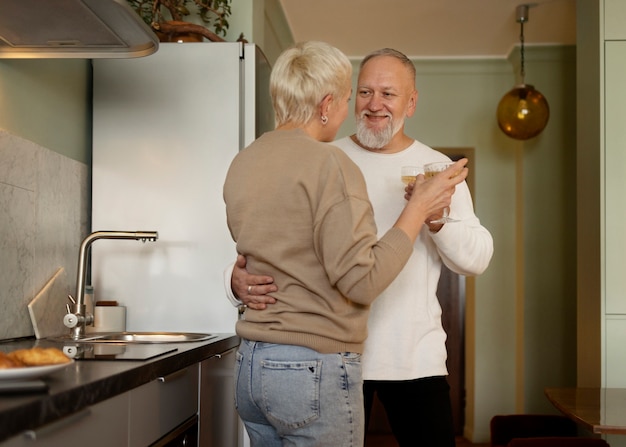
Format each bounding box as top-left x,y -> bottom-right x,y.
270,41 -> 352,127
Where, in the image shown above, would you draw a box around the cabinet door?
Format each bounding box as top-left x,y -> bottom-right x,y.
605,41 -> 626,315
606,318 -> 626,387
199,348 -> 239,447
1,392 -> 129,447
129,364 -> 199,447
604,0 -> 626,40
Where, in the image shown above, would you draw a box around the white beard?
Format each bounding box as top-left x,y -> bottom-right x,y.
355,111 -> 405,150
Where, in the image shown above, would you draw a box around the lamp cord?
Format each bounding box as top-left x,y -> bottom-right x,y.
519,21 -> 526,84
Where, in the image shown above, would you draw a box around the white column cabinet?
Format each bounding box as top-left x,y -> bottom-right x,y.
602,6 -> 626,393
604,0 -> 626,40
604,41 -> 626,316
579,2 -> 626,445
606,317 -> 626,387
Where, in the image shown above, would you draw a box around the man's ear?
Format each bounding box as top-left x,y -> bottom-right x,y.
406,89 -> 418,118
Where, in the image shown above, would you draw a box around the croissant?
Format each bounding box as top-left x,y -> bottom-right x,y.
6,347 -> 70,367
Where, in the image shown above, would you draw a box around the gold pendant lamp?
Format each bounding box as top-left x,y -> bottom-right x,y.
497,4 -> 550,140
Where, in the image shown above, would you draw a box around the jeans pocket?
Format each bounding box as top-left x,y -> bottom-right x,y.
261,359 -> 321,428
233,350 -> 244,410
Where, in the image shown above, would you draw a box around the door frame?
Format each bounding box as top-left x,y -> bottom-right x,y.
436,147 -> 476,434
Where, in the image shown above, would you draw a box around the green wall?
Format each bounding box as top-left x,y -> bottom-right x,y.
0,59 -> 91,163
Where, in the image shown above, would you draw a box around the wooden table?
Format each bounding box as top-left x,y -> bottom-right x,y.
545,388 -> 626,435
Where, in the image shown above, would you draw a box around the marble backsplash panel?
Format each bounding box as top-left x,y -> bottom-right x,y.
0,129 -> 89,340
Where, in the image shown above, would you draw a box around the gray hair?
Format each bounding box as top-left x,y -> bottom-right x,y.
270,41 -> 352,127
360,48 -> 416,85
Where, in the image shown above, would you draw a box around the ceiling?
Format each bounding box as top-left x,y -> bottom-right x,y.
277,0 -> 576,58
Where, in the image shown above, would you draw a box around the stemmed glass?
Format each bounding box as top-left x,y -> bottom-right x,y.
423,161 -> 459,224
401,166 -> 421,185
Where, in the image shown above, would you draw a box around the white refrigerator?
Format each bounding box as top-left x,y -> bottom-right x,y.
91,42 -> 273,334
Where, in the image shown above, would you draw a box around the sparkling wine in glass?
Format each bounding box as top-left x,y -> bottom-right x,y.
401,166 -> 421,185
423,161 -> 459,224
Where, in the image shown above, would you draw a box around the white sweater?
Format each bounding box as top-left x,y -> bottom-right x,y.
332,137 -> 493,380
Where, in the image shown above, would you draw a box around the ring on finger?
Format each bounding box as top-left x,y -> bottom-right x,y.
247,285 -> 252,294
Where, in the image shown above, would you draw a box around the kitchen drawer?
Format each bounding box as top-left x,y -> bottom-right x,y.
1,392 -> 129,447
128,364 -> 199,447
199,347 -> 238,446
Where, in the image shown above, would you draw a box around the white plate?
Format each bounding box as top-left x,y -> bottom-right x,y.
0,360 -> 74,381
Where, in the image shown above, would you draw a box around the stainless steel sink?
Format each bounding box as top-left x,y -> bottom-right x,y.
51,332 -> 217,344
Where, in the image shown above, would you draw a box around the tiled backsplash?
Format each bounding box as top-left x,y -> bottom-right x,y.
0,129 -> 89,340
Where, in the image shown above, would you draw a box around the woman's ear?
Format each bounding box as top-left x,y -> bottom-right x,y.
320,93 -> 333,116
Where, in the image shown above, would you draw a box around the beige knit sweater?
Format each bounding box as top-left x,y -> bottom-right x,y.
223,129 -> 413,354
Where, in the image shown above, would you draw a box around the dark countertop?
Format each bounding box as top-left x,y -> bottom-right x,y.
0,333 -> 240,443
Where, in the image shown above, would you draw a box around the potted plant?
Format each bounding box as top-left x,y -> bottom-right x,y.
126,0 -> 232,42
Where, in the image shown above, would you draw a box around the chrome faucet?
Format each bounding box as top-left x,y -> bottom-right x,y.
63,230 -> 158,340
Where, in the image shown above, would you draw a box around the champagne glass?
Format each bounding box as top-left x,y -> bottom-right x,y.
423,161 -> 459,224
401,166 -> 421,185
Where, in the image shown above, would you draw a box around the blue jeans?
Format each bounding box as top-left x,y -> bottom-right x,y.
234,339 -> 364,447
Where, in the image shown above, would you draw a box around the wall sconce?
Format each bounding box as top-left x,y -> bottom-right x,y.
497,4 -> 550,140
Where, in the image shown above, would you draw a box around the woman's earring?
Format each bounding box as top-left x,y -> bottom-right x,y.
321,115 -> 328,125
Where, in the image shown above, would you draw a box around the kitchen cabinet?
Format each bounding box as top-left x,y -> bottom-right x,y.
601,21 -> 626,393
129,364 -> 199,446
604,0 -> 626,40
1,365 -> 200,447
577,2 -> 626,446
606,318 -> 626,388
1,392 -> 129,447
199,347 -> 239,446
1,365 -> 198,447
604,41 -> 626,316
0,335 -> 240,446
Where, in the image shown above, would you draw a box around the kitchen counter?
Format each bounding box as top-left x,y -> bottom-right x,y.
0,333 -> 240,443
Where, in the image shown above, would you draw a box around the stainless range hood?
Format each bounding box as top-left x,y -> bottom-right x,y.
0,0 -> 158,58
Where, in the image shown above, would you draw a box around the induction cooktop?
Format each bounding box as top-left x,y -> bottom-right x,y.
63,344 -> 178,361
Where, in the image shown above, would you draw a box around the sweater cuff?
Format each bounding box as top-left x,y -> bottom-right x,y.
383,227 -> 414,261
223,261 -> 243,307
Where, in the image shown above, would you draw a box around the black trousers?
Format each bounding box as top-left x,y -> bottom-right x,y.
363,376 -> 456,447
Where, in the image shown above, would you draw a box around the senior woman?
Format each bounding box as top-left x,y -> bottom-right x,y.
223,41 -> 467,446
